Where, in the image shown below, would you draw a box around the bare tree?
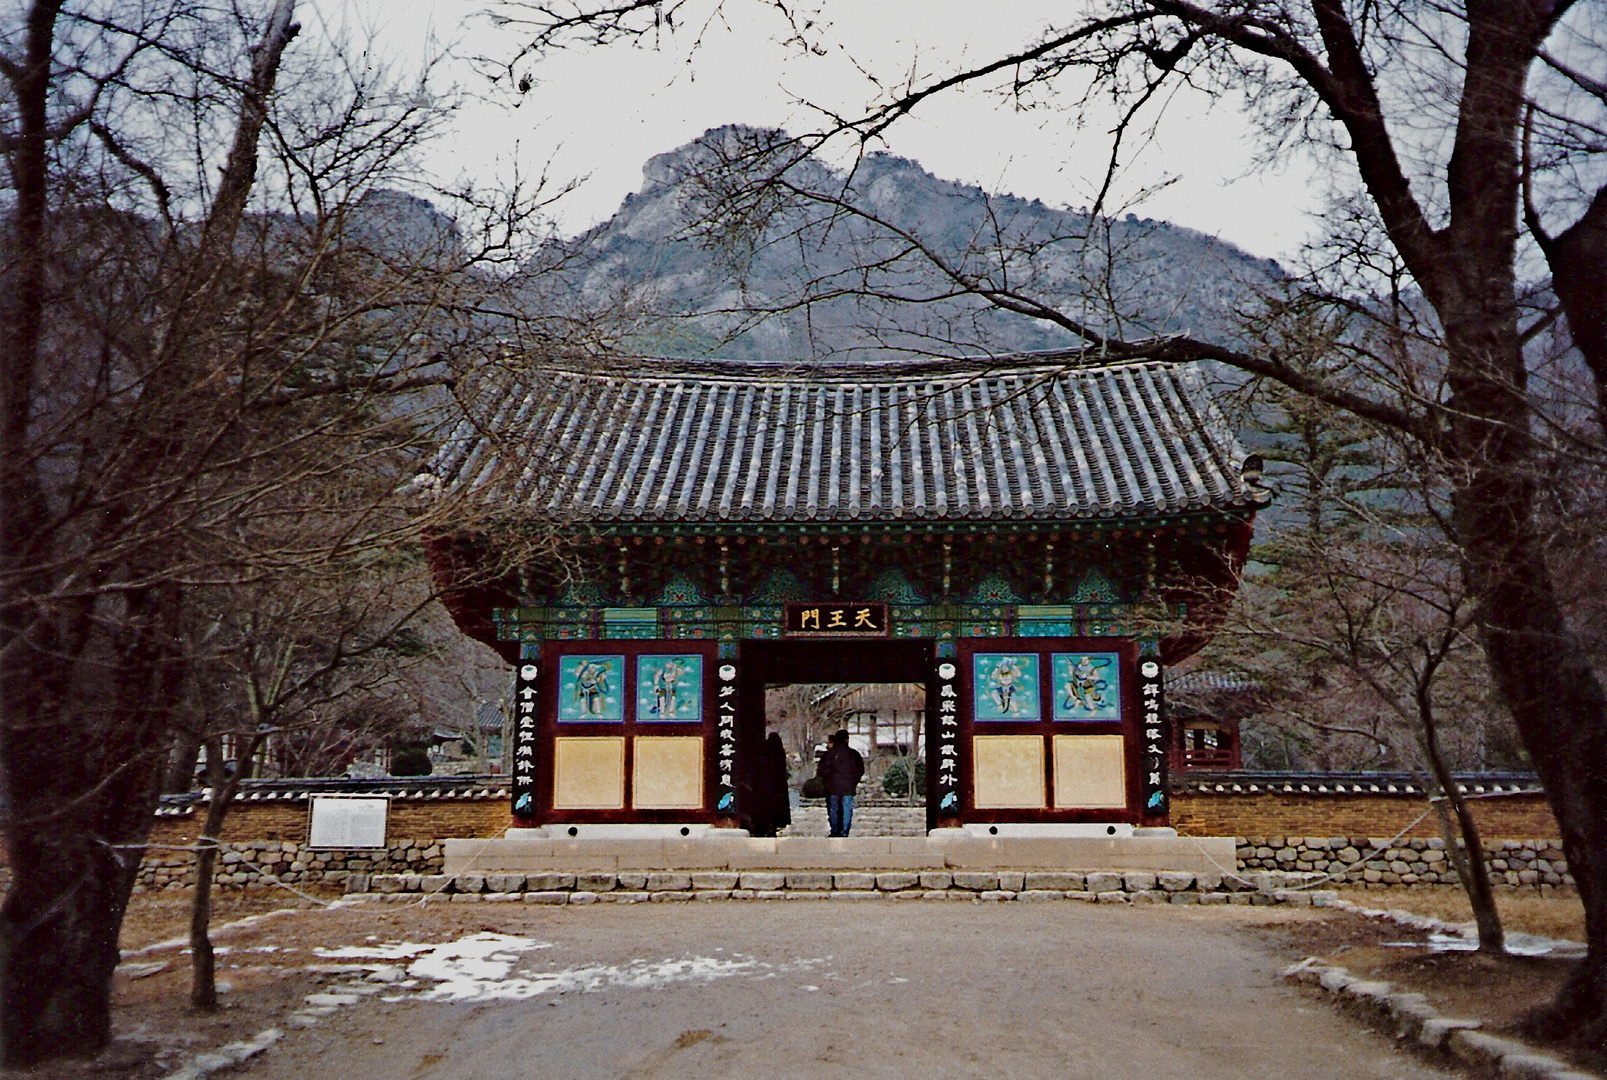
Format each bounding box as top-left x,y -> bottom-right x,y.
177,555 -> 452,1009
0,0 -> 592,1062
1219,420 -> 1510,949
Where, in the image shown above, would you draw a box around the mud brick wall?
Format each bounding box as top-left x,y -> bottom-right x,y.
1169,791 -> 1559,840
387,801 -> 513,839
145,799 -> 514,849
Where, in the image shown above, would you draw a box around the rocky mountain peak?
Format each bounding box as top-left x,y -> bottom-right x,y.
564,125 -> 1285,361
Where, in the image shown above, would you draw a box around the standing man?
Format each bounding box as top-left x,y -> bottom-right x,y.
818,729 -> 865,837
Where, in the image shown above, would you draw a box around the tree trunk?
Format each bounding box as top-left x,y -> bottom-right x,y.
166,741 -> 202,794
1466,522 -> 1607,1041
1443,792 -> 1503,954
0,681 -> 164,1066
0,838 -> 140,1066
1,586 -> 182,1062
1432,5 -> 1605,1033
1425,780 -> 1504,953
1442,258 -> 1605,1034
189,838 -> 219,1011
189,731 -> 260,1010
1439,189 -> 1607,1033
1535,184 -> 1607,429
1417,682 -> 1503,952
189,738 -> 227,1010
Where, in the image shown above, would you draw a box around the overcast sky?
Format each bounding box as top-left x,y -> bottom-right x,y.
329,0 -> 1326,262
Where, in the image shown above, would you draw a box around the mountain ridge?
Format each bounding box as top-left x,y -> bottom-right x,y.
550,124 -> 1286,362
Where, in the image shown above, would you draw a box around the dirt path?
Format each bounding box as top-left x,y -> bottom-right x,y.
240,901 -> 1452,1080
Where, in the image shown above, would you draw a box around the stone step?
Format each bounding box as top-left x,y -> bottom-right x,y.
442,833 -> 1237,875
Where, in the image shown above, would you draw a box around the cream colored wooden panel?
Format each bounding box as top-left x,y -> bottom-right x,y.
633,736 -> 704,810
552,737 -> 625,809
971,735 -> 1046,809
1052,734 -> 1127,809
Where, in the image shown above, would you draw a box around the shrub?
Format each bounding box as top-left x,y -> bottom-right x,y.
390,748 -> 433,776
882,758 -> 926,797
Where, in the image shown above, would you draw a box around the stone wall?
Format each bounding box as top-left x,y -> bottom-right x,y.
1234,835 -> 1572,892
129,828 -> 1573,898
1170,790 -> 1558,840
134,839 -> 448,892
116,785 -> 1569,894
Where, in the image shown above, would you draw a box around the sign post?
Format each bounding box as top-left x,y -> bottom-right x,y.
714,660 -> 739,822
932,659 -> 962,827
1138,658 -> 1167,821
511,659 -> 540,818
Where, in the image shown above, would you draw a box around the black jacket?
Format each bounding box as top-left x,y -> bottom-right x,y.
817,743 -> 865,796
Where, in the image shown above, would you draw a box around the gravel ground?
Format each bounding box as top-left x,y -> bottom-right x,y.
234,901 -> 1454,1080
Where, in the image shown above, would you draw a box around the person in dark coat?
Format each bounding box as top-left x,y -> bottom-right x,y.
758,732 -> 792,837
741,731 -> 794,837
816,729 -> 865,837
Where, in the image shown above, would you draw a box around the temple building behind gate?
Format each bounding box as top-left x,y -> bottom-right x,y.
423,351 -> 1270,836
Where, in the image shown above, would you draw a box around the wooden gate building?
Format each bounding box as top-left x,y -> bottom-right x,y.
425,353 -> 1269,835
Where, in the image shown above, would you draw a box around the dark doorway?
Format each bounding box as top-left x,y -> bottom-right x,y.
736,640 -> 937,833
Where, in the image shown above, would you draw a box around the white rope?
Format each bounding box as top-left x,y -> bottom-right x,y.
1184,780 -> 1551,892
1183,805 -> 1437,891
236,858 -> 337,907
112,838 -> 335,907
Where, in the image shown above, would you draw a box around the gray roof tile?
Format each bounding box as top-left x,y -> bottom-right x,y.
430,354 -> 1264,525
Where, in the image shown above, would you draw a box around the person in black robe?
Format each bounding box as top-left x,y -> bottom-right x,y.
745,731 -> 792,837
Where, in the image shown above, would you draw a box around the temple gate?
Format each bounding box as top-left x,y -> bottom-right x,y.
426,353 -> 1268,835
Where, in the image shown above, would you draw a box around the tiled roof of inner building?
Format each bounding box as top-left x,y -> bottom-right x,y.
426,353 -> 1269,525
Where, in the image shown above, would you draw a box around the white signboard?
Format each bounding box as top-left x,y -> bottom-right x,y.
308,796 -> 389,849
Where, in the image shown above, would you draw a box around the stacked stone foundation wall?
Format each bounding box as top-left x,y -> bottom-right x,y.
1234,835 -> 1572,892
116,790 -> 1572,895
134,839 -> 448,892
343,868 -> 1343,906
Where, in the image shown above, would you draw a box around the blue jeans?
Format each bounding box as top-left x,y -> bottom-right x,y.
826,794 -> 855,837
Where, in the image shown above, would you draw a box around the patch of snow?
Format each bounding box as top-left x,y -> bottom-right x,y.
313,941 -> 443,960
116,961 -> 169,980
1420,931 -> 1587,958
392,931 -> 769,1004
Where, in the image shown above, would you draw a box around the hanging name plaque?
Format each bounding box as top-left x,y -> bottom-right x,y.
784,603 -> 890,637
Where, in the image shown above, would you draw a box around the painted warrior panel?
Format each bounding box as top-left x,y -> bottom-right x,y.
973,653 -> 1041,721
636,654 -> 703,722
1052,652 -> 1121,721
557,655 -> 625,721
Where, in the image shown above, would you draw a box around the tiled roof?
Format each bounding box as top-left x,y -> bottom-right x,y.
1169,771 -> 1543,797
1166,670 -> 1262,696
429,352 -> 1268,525
156,776 -> 510,814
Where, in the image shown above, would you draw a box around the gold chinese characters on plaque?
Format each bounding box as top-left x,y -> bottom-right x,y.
783,603 -> 889,637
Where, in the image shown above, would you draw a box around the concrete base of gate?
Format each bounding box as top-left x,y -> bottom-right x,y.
443,831 -> 1235,875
